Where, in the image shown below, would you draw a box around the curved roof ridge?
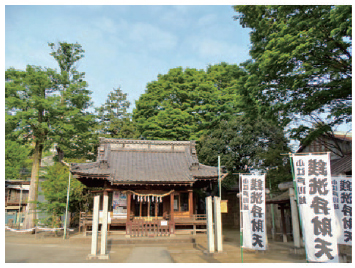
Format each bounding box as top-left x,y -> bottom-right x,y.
99,137 -> 194,145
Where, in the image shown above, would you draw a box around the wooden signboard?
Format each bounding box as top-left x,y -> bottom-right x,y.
221,200 -> 228,213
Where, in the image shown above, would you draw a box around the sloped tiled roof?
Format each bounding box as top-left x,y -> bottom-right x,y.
331,154 -> 352,175
71,138 -> 223,185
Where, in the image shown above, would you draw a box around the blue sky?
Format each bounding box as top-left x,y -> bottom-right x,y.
5,4 -> 251,113
4,1 -> 352,139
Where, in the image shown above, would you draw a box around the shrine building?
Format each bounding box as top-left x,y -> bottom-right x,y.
70,138 -> 226,237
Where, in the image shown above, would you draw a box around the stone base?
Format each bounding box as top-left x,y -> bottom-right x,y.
289,247 -> 305,255
87,254 -> 110,260
203,250 -> 227,256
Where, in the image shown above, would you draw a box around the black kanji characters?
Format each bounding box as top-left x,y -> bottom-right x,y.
251,219 -> 264,232
250,192 -> 263,204
339,180 -> 352,191
342,218 -> 352,230
344,231 -> 352,242
340,192 -> 352,204
309,178 -> 329,195
251,204 -> 263,218
252,233 -> 264,248
250,178 -> 263,191
341,204 -> 352,217
308,159 -> 327,176
310,196 -> 330,215
314,237 -> 335,260
311,216 -> 333,237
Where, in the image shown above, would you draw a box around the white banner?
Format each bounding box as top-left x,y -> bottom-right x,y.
292,154 -> 339,263
240,174 -> 267,250
332,176 -> 352,245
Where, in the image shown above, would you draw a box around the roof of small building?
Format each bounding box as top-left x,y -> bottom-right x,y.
71,138 -> 223,185
331,154 -> 352,175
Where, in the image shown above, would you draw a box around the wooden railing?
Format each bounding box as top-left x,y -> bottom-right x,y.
128,219 -> 170,237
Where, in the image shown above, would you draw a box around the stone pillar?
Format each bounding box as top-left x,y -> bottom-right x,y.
206,196 -> 215,253
280,204 -> 288,243
289,188 -> 301,248
214,196 -> 223,252
88,194 -> 100,258
100,191 -> 109,259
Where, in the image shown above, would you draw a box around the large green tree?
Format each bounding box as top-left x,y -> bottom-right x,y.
49,42 -> 97,161
6,65 -> 59,228
5,140 -> 30,180
96,87 -> 139,139
197,115 -> 291,191
133,63 -> 246,141
233,5 -> 352,140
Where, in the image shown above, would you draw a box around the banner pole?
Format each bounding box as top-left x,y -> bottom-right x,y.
239,175 -> 243,263
289,153 -> 308,262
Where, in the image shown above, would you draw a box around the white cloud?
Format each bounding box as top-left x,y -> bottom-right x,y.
197,13 -> 218,27
127,22 -> 178,51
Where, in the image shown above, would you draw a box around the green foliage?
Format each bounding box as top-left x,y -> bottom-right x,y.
96,87 -> 139,139
38,162 -> 92,227
5,65 -> 58,146
197,116 -> 292,191
233,5 -> 352,140
49,42 -> 97,161
133,63 -> 247,141
5,140 -> 30,180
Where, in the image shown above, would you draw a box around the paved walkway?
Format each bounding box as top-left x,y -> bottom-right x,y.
5,229 -> 352,263
125,247 -> 173,263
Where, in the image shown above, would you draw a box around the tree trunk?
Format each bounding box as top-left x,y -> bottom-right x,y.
56,146 -> 64,163
23,141 -> 42,229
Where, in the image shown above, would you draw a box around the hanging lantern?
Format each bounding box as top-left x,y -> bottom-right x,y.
152,196 -> 155,202
133,194 -> 135,200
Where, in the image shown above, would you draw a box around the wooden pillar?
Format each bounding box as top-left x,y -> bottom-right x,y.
126,192 -> 131,236
280,204 -> 287,243
188,189 -> 193,217
155,202 -> 158,218
148,197 -> 150,217
170,192 -> 175,235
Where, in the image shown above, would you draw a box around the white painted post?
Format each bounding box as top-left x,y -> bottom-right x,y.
100,191 -> 109,258
214,196 -> 223,252
289,188 -> 301,248
206,196 -> 215,253
89,195 -> 100,258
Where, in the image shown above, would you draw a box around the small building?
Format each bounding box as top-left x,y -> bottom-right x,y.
297,131 -> 352,176
70,138 -> 226,236
5,180 -> 30,226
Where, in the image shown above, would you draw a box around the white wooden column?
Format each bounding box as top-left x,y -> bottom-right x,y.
214,196 -> 223,252
206,196 -> 215,253
289,188 -> 301,248
88,194 -> 100,258
100,191 -> 109,259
